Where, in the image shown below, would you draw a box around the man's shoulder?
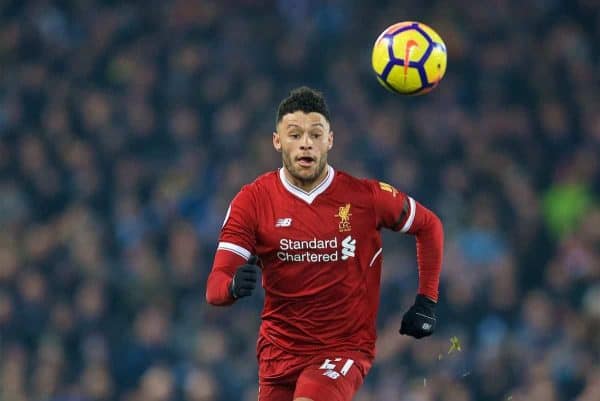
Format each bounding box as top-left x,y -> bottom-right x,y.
334,169 -> 377,193
251,170 -> 279,188
231,170 -> 279,209
240,170 -> 279,195
334,170 -> 406,195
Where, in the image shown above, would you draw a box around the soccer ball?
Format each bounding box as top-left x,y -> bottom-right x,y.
371,21 -> 447,95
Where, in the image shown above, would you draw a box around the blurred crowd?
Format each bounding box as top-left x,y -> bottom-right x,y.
0,0 -> 599,400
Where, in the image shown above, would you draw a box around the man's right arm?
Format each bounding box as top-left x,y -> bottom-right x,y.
206,249 -> 246,306
205,185 -> 258,306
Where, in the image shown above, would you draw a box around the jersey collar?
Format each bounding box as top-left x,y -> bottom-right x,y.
278,165 -> 335,204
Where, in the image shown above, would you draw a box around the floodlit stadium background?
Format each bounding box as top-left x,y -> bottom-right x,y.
0,1 -> 598,400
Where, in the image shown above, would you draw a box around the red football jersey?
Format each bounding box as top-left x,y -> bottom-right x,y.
209,166 -> 443,358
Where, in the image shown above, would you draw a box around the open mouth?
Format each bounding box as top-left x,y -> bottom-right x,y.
296,156 -> 316,167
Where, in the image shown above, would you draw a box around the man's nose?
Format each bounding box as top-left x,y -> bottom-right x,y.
300,134 -> 313,149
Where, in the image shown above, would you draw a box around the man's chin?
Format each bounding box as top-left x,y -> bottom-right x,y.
291,169 -> 319,183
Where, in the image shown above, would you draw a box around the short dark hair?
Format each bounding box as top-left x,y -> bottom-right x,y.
276,86 -> 330,125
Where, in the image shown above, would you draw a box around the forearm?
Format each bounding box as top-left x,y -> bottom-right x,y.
205,250 -> 245,306
410,202 -> 444,301
206,270 -> 235,306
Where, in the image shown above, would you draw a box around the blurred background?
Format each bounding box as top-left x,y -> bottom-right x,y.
0,0 -> 599,400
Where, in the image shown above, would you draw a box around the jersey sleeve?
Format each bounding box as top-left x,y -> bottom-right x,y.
368,179 -> 414,232
206,184 -> 258,306
217,184 -> 258,257
368,180 -> 444,301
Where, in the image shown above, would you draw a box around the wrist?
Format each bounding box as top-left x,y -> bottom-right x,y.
229,277 -> 238,299
415,294 -> 436,308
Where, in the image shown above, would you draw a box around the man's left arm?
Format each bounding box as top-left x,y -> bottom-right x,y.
369,180 -> 444,338
398,197 -> 444,302
396,197 -> 443,338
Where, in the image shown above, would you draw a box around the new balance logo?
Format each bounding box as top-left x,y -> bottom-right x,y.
341,235 -> 356,260
323,370 -> 340,380
275,218 -> 292,227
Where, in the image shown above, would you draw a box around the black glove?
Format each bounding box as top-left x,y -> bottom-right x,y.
229,255 -> 259,299
399,294 -> 437,339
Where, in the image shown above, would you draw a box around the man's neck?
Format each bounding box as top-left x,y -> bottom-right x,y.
283,166 -> 329,192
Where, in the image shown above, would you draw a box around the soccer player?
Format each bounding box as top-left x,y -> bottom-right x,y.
206,87 -> 443,401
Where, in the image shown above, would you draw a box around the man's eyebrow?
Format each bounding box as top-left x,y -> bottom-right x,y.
286,122 -> 326,129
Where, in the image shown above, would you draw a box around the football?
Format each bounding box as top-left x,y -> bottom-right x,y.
371,21 -> 447,95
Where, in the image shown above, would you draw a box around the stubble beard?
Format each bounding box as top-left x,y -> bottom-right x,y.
282,152 -> 328,188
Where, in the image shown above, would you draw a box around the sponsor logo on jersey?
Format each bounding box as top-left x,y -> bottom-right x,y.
341,235 -> 356,260
379,181 -> 398,197
275,217 -> 292,227
334,203 -> 352,232
276,235 -> 357,263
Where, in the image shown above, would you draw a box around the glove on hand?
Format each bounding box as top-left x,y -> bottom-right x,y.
399,294 -> 437,339
230,255 -> 260,299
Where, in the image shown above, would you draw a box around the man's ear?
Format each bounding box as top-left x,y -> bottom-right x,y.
328,131 -> 334,150
273,131 -> 281,152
